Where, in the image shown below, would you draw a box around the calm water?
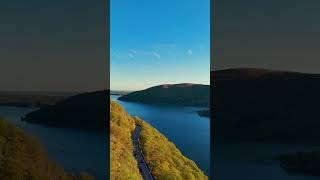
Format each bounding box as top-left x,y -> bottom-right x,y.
213,140 -> 320,180
0,106 -> 106,180
111,95 -> 210,177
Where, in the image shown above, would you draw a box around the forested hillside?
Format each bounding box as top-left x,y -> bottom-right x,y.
110,101 -> 208,180
0,118 -> 92,180
135,118 -> 208,180
110,101 -> 142,180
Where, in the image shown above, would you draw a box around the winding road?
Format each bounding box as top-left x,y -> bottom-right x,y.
132,125 -> 154,180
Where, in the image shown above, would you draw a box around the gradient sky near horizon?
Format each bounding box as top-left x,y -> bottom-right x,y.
111,0 -> 210,91
0,0 -> 108,92
213,0 -> 320,73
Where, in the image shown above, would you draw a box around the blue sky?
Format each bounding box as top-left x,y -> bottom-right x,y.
111,0 -> 210,91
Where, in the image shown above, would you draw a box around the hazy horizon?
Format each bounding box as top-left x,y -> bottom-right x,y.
110,82 -> 210,92
0,89 -> 105,94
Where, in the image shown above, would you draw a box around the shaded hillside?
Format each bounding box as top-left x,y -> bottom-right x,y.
0,118 -> 93,180
0,92 -> 68,107
118,83 -> 209,107
110,101 -> 208,180
23,91 -> 107,131
110,101 -> 142,180
212,68 -> 320,143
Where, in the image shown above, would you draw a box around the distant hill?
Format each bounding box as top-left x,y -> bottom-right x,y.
22,90 -> 108,132
212,68 -> 320,143
110,101 -> 208,180
0,118 -> 93,180
118,83 -> 209,107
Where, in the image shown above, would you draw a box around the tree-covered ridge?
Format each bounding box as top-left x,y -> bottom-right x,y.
135,118 -> 208,180
23,91 -> 107,131
212,68 -> 320,142
118,83 -> 209,107
110,101 -> 142,180
110,101 -> 207,180
0,118 -> 93,180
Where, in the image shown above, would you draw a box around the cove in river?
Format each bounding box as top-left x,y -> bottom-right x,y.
111,95 -> 211,177
0,106 -> 107,180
